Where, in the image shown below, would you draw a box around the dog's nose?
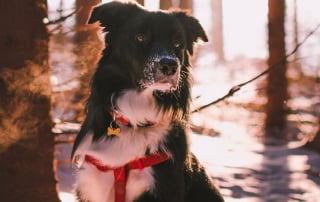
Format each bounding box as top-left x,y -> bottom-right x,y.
159,58 -> 178,76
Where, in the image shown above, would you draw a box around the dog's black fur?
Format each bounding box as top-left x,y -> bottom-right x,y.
72,1 -> 224,202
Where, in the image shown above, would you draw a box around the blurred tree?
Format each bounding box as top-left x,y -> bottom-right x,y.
0,0 -> 60,201
266,0 -> 288,137
160,0 -> 172,10
136,0 -> 144,6
180,0 -> 193,11
73,0 -> 102,122
212,0 -> 225,62
291,0 -> 302,75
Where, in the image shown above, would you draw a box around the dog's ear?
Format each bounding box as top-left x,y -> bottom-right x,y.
173,12 -> 208,55
88,1 -> 143,32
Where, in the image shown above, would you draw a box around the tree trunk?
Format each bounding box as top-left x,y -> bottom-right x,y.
0,0 -> 60,201
291,0 -> 301,75
160,0 -> 172,10
212,0 -> 225,62
136,0 -> 144,6
179,0 -> 193,11
266,0 -> 288,136
73,0 -> 102,122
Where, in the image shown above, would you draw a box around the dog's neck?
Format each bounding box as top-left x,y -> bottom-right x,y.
113,89 -> 172,128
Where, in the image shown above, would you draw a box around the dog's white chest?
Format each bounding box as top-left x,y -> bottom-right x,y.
75,135 -> 156,202
74,89 -> 173,202
74,124 -> 171,202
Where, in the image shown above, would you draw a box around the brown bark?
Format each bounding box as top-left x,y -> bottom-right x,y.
0,0 -> 60,201
212,0 -> 225,62
73,0 -> 102,122
136,0 -> 144,6
291,0 -> 302,74
179,0 -> 193,11
266,0 -> 288,136
160,0 -> 173,10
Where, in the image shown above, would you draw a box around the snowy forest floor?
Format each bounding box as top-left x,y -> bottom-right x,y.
54,43 -> 320,202
55,128 -> 320,202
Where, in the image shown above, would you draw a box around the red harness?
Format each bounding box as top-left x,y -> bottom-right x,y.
84,153 -> 170,202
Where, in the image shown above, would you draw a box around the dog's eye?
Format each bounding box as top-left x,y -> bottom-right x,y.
135,34 -> 146,43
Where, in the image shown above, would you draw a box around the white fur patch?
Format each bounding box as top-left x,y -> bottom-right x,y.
74,89 -> 173,202
116,88 -> 173,127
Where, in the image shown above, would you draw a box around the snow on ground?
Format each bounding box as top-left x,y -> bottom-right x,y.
55,121 -> 320,202
190,128 -> 320,202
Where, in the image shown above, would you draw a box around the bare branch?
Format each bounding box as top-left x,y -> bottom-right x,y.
44,8 -> 81,25
191,23 -> 320,114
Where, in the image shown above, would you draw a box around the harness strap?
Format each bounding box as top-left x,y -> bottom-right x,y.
84,153 -> 170,202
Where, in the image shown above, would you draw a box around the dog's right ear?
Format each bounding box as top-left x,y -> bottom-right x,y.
173,11 -> 208,55
88,1 -> 143,32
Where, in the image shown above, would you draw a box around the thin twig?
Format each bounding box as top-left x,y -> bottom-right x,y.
191,23 -> 320,114
45,8 -> 81,25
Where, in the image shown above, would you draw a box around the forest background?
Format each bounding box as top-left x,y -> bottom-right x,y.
0,0 -> 320,201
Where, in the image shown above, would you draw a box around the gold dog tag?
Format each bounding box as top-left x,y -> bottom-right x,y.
107,120 -> 121,136
107,126 -> 121,136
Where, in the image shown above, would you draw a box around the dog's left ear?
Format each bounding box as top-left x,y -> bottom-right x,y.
87,2 -> 143,33
173,12 -> 208,55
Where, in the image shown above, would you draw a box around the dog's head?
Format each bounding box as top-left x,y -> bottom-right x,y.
88,1 -> 208,93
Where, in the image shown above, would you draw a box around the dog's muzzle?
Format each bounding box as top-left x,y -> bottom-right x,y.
140,56 -> 181,92
157,58 -> 178,76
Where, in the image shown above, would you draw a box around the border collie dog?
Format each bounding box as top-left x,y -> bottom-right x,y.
71,1 -> 224,202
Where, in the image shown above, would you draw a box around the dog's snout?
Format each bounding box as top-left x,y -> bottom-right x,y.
159,58 -> 178,76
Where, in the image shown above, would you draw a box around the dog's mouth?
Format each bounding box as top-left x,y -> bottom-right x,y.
138,73 -> 180,93
154,72 -> 180,90
138,56 -> 181,92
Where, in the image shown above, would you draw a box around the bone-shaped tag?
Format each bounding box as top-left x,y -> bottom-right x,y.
107,125 -> 121,136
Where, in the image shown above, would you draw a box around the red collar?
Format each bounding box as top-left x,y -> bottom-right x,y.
110,110 -> 155,128
84,153 -> 170,202
110,110 -> 130,126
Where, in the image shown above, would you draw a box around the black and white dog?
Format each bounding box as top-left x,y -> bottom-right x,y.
71,1 -> 224,202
